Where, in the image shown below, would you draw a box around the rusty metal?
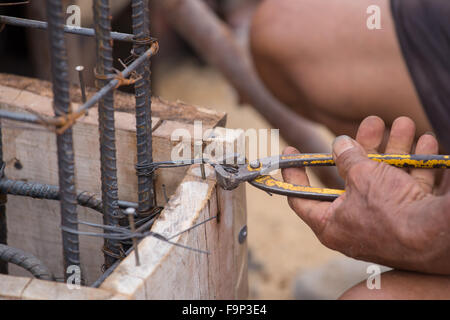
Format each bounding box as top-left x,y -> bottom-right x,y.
132,0 -> 155,215
0,0 -> 160,282
46,0 -> 80,278
0,45 -> 158,129
93,0 -> 121,269
0,178 -> 137,213
0,15 -> 137,42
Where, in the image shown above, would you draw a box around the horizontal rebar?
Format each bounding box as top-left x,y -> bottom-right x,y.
0,44 -> 158,128
0,244 -> 54,281
0,110 -> 53,125
0,15 -> 135,42
0,178 -> 137,212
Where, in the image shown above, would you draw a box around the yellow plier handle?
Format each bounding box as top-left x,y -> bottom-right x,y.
214,153 -> 450,201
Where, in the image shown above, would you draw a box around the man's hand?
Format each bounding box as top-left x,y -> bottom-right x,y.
283,116 -> 450,275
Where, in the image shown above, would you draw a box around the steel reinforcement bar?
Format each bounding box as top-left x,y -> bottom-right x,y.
132,0 -> 155,215
0,15 -> 136,42
0,45 -> 158,127
46,0 -> 80,278
93,0 -> 121,268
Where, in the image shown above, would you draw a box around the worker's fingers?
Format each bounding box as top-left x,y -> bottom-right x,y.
410,133 -> 439,193
384,117 -> 416,155
281,146 -> 332,234
281,146 -> 311,186
355,116 -> 385,153
332,135 -> 374,182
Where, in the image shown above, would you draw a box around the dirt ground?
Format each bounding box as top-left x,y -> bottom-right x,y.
154,60 -> 344,299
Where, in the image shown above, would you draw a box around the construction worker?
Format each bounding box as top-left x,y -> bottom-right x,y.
250,0 -> 450,299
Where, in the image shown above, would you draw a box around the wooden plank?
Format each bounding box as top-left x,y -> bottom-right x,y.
100,129 -> 248,299
0,274 -> 31,300
0,73 -> 227,127
0,77 -> 247,299
0,84 -> 190,284
20,278 -> 129,300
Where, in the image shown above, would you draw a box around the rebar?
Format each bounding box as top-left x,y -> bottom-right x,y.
93,0 -> 121,269
0,15 -> 136,42
0,45 -> 158,127
0,122 -> 7,274
132,0 -> 155,214
0,178 -> 137,213
46,0 -> 80,279
0,244 -> 54,281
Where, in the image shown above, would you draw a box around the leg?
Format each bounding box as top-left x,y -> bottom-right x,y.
250,0 -> 432,137
340,270 -> 450,300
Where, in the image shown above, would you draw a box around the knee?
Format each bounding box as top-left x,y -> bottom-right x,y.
339,270 -> 450,300
250,0 -> 278,71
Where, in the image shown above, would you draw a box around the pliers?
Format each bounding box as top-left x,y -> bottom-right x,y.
213,153 -> 450,201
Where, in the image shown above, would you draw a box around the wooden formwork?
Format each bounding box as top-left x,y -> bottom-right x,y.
0,74 -> 248,300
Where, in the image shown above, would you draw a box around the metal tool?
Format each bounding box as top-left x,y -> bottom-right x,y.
214,153 -> 450,201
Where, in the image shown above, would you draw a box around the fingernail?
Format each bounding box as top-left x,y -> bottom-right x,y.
332,135 -> 356,157
424,131 -> 436,138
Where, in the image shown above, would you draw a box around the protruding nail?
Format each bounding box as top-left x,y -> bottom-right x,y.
125,207 -> 140,266
75,66 -> 88,111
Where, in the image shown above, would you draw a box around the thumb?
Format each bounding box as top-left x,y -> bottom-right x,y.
332,135 -> 371,181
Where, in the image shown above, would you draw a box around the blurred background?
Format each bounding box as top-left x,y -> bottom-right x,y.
0,0 -> 379,299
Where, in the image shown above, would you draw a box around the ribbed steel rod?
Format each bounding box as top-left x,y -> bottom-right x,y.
0,122 -> 7,275
0,110 -> 52,124
46,0 -> 80,279
94,0 -> 121,268
0,179 -> 138,212
132,0 -> 155,214
0,15 -> 135,42
0,45 -> 158,126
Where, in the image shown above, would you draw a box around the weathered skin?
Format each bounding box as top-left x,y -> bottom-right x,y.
283,116 -> 450,298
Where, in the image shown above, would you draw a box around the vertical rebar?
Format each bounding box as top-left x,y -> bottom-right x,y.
46,0 -> 80,278
93,0 -> 121,269
0,123 -> 7,274
132,0 -> 155,214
